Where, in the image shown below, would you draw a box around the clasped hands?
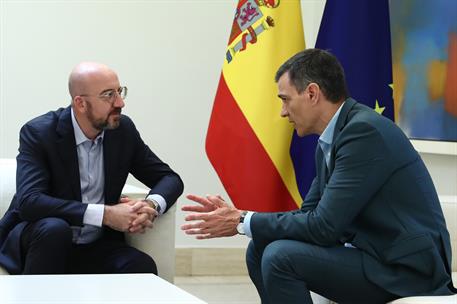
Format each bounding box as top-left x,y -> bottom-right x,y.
103,197 -> 158,234
181,194 -> 243,239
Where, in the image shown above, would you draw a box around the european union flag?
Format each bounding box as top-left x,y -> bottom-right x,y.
290,0 -> 394,199
315,0 -> 394,119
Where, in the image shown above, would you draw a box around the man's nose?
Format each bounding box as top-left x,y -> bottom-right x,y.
114,95 -> 125,108
280,105 -> 288,117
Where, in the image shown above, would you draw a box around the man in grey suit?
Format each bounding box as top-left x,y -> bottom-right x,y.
181,49 -> 455,303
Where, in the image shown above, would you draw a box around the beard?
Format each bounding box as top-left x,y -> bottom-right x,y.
86,102 -> 122,131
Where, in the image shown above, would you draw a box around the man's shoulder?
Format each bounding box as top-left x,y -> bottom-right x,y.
23,107 -> 69,131
342,100 -> 416,159
346,101 -> 396,131
21,107 -> 70,141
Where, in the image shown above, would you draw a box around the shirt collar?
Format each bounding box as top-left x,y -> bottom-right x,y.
319,101 -> 345,146
71,108 -> 104,146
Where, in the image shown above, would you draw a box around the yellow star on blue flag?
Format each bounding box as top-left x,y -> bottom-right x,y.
374,100 -> 385,115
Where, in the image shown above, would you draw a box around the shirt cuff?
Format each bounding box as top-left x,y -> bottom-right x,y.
146,194 -> 166,215
243,211 -> 255,238
83,204 -> 104,227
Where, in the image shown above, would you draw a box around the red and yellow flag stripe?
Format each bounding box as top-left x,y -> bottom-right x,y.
206,0 -> 305,211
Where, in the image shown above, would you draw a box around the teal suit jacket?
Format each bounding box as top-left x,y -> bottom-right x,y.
251,99 -> 454,296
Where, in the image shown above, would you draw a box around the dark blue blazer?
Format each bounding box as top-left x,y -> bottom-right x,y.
251,99 -> 455,297
0,106 -> 184,274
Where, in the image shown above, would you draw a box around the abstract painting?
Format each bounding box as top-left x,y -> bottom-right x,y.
390,0 -> 457,141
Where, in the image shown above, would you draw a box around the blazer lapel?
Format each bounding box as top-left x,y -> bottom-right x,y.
56,107 -> 81,201
316,146 -> 327,195
332,98 -> 357,143
327,98 -> 357,173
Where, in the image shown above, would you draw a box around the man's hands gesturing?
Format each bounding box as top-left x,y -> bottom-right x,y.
181,194 -> 243,239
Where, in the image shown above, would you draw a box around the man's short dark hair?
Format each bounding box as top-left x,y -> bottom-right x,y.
275,49 -> 349,103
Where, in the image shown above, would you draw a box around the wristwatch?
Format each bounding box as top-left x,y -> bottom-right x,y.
144,197 -> 161,213
236,211 -> 248,235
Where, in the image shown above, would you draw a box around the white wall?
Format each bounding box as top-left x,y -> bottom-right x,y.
0,0 -> 455,248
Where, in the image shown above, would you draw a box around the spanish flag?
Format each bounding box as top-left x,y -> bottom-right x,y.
206,0 -> 306,212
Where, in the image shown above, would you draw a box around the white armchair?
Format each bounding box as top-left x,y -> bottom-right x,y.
0,158 -> 176,283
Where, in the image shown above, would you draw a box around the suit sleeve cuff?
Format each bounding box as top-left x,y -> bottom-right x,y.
146,194 -> 166,215
83,204 -> 104,227
243,211 -> 255,238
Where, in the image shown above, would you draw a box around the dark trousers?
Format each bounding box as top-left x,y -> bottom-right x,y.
20,217 -> 157,274
246,240 -> 398,304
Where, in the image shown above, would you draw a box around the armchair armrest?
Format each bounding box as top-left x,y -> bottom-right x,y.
122,184 -> 176,283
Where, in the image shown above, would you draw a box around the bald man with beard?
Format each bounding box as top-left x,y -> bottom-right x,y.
0,62 -> 183,275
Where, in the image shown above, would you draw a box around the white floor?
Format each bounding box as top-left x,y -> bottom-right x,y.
175,276 -> 333,304
175,276 -> 260,304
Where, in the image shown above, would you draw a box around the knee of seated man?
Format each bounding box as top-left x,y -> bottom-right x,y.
246,240 -> 258,264
31,217 -> 72,244
119,250 -> 157,274
261,240 -> 297,275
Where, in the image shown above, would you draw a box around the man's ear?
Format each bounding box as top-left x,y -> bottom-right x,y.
73,96 -> 86,113
307,83 -> 320,104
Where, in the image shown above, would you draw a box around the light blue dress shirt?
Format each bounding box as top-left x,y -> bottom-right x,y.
71,109 -> 105,244
243,102 -> 345,238
318,102 -> 345,168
